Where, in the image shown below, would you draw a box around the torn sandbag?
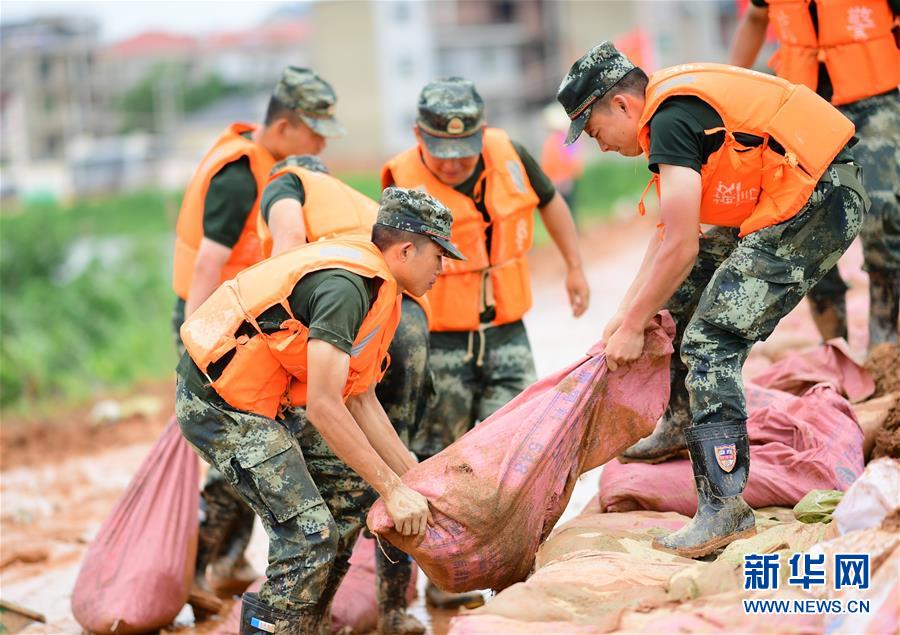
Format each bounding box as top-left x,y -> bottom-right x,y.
367,313 -> 675,592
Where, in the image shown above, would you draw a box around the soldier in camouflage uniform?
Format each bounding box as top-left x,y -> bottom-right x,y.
731,0 -> 900,347
171,67 -> 347,611
176,187 -> 464,634
260,154 -> 431,634
559,42 -> 868,557
381,78 -> 589,608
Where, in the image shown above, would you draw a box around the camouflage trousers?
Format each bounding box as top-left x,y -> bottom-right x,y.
173,296 -> 257,581
176,378 -> 377,616
808,91 -> 900,347
412,320 -> 537,460
374,296 -> 430,613
667,167 -> 866,429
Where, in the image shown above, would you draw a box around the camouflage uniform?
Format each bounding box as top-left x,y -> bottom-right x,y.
176,187 -> 461,629
669,169 -> 867,428
558,41 -> 869,557
412,322 -> 536,458
176,67 -> 349,601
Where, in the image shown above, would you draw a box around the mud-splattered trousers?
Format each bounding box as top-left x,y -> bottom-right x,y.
173,296 -> 257,582
374,297 -> 431,614
666,164 -> 867,433
411,319 -> 537,461
806,91 -> 900,347
177,378 -> 377,616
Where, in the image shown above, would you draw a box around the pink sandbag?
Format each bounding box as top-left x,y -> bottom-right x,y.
215,535 -> 418,635
598,384 -> 865,515
367,313 -> 675,592
72,417 -> 199,634
751,339 -> 875,402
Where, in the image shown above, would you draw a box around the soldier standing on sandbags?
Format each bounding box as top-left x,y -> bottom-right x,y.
730,0 -> 900,348
257,154 -> 431,634
176,188 -> 464,634
558,42 -> 869,557
382,77 -> 590,608
170,67 -> 345,608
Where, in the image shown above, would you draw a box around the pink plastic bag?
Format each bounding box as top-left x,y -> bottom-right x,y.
751,339 -> 875,402
367,314 -> 675,592
215,535 -> 418,635
72,417 -> 199,634
597,384 -> 865,515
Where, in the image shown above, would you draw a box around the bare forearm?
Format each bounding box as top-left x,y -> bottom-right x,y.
185,267 -> 223,317
307,398 -> 402,498
622,240 -> 697,331
729,7 -> 769,68
539,193 -> 583,271
347,393 -> 416,476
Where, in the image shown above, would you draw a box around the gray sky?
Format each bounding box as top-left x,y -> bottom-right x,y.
2,1 -> 308,43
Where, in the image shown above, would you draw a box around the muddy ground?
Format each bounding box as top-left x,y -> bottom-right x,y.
0,214 -> 878,634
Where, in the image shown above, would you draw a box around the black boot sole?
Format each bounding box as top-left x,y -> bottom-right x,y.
651,526 -> 757,559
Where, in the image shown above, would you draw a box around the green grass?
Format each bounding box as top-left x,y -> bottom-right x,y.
0,161 -> 648,414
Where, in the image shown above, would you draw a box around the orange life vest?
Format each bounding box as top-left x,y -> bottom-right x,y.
637,63 -> 855,237
765,0 -> 899,105
540,131 -> 584,185
172,123 -> 275,300
258,165 -> 433,324
258,165 -> 379,258
180,237 -> 401,419
382,128 -> 540,332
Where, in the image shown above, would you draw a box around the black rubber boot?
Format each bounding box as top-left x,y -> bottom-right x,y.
652,423 -> 756,558
620,385 -> 691,464
208,504 -> 259,597
376,542 -> 425,635
240,592 -> 312,635
868,270 -> 899,349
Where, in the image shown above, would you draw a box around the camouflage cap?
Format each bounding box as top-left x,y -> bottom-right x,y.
270,154 -> 330,176
416,77 -> 485,159
557,41 -> 636,145
273,66 -> 346,138
376,187 -> 465,260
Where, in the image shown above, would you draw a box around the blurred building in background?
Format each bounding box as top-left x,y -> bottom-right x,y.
1,0 -> 756,202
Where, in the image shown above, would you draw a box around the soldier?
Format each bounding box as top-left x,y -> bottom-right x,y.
559,42 -> 868,556
170,68 -> 344,606
731,0 -> 899,348
382,77 -> 590,608
258,155 -> 429,634
176,187 -> 464,634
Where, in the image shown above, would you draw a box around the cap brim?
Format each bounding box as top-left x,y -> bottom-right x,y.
430,236 -> 466,261
419,129 -> 483,159
564,106 -> 592,146
300,114 -> 346,139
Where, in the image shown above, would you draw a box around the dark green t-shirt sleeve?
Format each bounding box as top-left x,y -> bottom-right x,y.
647,102 -> 708,174
512,140 -> 557,206
203,157 -> 258,248
260,173 -> 307,224
288,270 -> 371,355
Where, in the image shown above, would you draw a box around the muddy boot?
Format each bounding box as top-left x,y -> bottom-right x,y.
376,542 -> 425,635
620,388 -> 691,463
209,505 -> 259,597
868,270 -> 899,349
652,423 -> 756,558
425,581 -> 484,610
240,592 -> 313,635
188,584 -> 224,621
809,295 -> 849,342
